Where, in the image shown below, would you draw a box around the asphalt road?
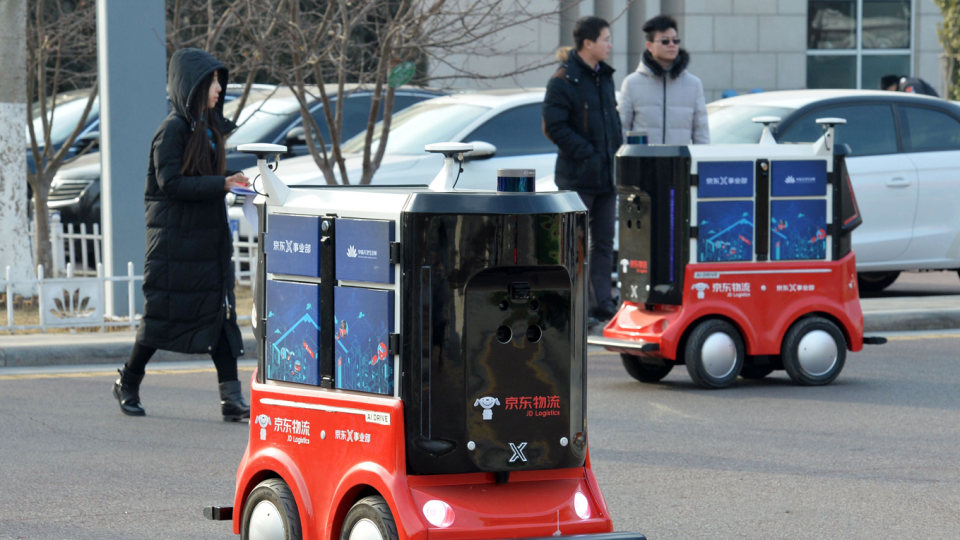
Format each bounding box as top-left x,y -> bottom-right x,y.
1,332 -> 959,539
861,270 -> 960,297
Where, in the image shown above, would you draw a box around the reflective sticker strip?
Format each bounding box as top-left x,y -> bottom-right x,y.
260,398 -> 391,425
702,269 -> 832,276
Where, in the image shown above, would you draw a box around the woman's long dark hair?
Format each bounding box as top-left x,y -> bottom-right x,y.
180,72 -> 226,176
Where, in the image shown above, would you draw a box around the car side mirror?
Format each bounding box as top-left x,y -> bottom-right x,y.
76,130 -> 99,150
285,126 -> 306,146
463,141 -> 496,161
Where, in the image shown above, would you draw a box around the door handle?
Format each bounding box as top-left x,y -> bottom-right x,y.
886,177 -> 911,187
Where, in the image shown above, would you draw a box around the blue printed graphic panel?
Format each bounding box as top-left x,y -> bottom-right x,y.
770,199 -> 828,261
336,219 -> 395,284
697,161 -> 754,198
697,201 -> 754,263
265,214 -> 321,277
771,160 -> 828,197
334,287 -> 394,396
265,280 -> 321,385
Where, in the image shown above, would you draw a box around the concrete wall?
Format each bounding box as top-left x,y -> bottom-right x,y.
429,0 -> 946,101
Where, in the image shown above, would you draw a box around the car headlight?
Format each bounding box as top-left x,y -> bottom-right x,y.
574,491 -> 591,520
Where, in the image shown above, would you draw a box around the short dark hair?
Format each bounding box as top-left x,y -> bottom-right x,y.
643,15 -> 678,42
574,16 -> 609,50
880,74 -> 902,89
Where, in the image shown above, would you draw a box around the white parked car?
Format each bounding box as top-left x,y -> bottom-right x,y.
239,89 -> 561,190
707,89 -> 960,292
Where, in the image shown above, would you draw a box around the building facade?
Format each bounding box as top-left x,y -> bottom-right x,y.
431,0 -> 946,102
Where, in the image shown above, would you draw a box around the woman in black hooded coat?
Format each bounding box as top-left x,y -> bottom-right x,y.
112,48 -> 251,421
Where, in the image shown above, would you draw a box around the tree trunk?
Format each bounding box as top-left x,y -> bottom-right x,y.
0,0 -> 36,294
31,183 -> 52,276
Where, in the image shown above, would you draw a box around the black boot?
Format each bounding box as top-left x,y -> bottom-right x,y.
112,367 -> 145,416
219,380 -> 250,422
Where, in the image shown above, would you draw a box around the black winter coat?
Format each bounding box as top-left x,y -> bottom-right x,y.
136,48 -> 243,357
542,49 -> 622,194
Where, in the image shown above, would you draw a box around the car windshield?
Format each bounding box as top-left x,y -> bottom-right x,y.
707,104 -> 795,144
339,102 -> 490,155
26,95 -> 99,147
226,97 -> 301,146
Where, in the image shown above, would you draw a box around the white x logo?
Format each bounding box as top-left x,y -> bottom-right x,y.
509,442 -> 528,463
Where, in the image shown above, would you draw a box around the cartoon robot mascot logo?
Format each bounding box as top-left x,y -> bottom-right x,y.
474,396 -> 501,420
692,282 -> 709,299
256,414 -> 271,440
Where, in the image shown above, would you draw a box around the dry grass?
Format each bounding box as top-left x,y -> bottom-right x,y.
1,283 -> 256,334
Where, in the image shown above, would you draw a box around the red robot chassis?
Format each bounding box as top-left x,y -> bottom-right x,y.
590,120 -> 885,389
205,144 -> 646,540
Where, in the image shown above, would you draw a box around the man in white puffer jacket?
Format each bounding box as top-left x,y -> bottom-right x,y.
618,15 -> 710,145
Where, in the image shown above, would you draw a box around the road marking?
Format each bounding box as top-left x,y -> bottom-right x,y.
0,366 -> 255,381
885,333 -> 960,342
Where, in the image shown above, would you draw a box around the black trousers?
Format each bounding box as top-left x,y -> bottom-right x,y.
578,190 -> 617,312
126,329 -> 238,383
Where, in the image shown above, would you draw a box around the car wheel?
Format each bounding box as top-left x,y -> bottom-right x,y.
781,316 -> 846,386
340,496 -> 399,540
621,353 -> 673,383
857,271 -> 900,292
684,319 -> 744,389
241,478 -> 302,540
739,364 -> 775,379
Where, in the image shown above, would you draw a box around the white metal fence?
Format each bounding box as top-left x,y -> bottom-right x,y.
7,219 -> 258,332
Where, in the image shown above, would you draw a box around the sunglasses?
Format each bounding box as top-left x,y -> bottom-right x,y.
657,38 -> 681,45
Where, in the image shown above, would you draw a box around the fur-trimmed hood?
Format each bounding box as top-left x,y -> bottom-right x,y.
638,49 -> 690,79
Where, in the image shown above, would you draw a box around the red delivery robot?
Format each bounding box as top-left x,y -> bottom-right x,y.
205,143 -> 647,540
589,119 -> 885,389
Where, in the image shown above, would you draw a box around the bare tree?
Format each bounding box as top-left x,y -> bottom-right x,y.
25,0 -> 97,276
239,0 -> 569,186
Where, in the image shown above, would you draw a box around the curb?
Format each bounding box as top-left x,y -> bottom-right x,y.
1,306 -> 958,368
0,329 -> 258,368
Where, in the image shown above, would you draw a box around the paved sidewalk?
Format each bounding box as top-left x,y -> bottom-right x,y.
0,327 -> 257,368
0,296 -> 957,367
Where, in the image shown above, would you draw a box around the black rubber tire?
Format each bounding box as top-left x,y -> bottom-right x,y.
340,495 -> 399,540
739,364 -> 775,380
621,353 -> 673,383
857,271 -> 900,293
781,316 -> 847,386
241,478 -> 302,540
684,319 -> 744,389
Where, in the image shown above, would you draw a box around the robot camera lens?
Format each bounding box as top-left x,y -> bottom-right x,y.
526,325 -> 542,343
496,325 -> 512,344
529,299 -> 540,311
499,300 -> 509,311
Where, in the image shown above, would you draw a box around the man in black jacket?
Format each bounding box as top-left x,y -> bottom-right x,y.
543,16 -> 623,323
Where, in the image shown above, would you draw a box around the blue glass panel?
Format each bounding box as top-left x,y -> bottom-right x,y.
334,287 -> 395,396
335,218 -> 395,284
770,199 -> 828,261
265,280 -> 321,385
697,201 -> 754,262
771,160 -> 828,197
265,214 -> 321,277
697,161 -> 754,198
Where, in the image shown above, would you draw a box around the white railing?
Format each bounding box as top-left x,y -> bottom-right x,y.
32,214 -> 257,288
2,262 -> 141,333
50,214 -> 102,278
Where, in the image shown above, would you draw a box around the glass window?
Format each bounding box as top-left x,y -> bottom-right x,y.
808,1 -> 856,49
807,0 -> 912,90
27,94 -> 100,147
779,104 -> 898,155
340,101 -> 490,155
707,105 -> 795,144
807,56 -> 857,89
227,97 -> 301,146
899,106 -> 960,151
861,54 -> 911,90
462,104 -> 558,157
862,0 -> 910,49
